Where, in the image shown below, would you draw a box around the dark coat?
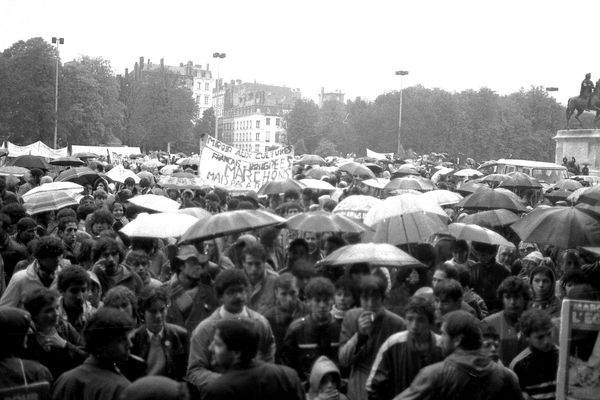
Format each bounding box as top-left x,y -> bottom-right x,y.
165,275 -> 218,334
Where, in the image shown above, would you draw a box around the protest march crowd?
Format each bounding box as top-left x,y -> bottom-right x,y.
0,149 -> 599,400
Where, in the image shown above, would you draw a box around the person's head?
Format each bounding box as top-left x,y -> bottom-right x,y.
23,288 -> 60,332
288,238 -> 309,263
93,237 -> 123,274
2,203 -> 27,231
412,243 -> 438,269
586,72 -> 591,79
29,169 -> 43,185
57,265 -> 90,313
471,242 -> 498,264
214,269 -> 250,314
529,265 -> 556,299
124,250 -> 151,284
174,244 -> 210,288
518,241 -> 538,258
103,286 -> 137,319
562,270 -> 589,297
404,296 -> 435,340
124,177 -> 136,191
303,231 -> 319,252
496,245 -> 515,268
58,216 -> 78,246
283,189 -> 300,203
348,262 -> 370,285
34,236 -> 64,286
481,325 -> 500,362
520,308 -> 555,352
274,273 -> 300,312
334,276 -> 356,312
16,217 -> 38,245
440,310 -> 482,356
93,189 -> 108,209
497,276 -> 531,320
301,188 -> 314,206
323,235 -> 345,257
138,286 -> 169,334
452,240 -> 469,263
305,277 -> 335,323
0,307 -> 32,357
259,227 -> 281,248
210,318 -> 259,369
432,264 -> 458,288
83,307 -> 135,363
433,279 -> 463,316
204,192 -> 221,212
110,201 -> 125,220
359,275 -> 387,315
241,244 -> 267,286
310,357 -> 341,398
90,208 -> 114,235
557,249 -> 582,276
0,213 -> 12,237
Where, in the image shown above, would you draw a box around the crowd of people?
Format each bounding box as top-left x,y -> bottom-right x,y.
0,156 -> 598,400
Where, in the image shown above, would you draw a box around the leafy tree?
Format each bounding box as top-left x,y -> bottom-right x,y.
314,138 -> 338,157
194,107 -> 215,143
285,99 -> 319,151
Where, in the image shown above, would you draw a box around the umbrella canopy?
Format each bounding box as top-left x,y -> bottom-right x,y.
372,211 -> 449,245
257,179 -> 304,196
73,152 -> 100,159
456,187 -> 528,213
22,181 -> 83,202
448,223 -> 514,247
298,179 -> 335,191
544,189 -> 573,204
453,169 -> 483,178
460,209 -> 519,228
24,191 -> 79,215
106,166 -> 141,184
362,178 -> 390,190
553,179 -> 583,191
480,173 -> 511,186
511,206 -> 600,249
137,171 -> 155,184
49,157 -> 85,167
456,180 -> 486,196
8,155 -> 50,170
180,209 -> 285,243
322,243 -> 423,267
286,211 -> 371,233
157,175 -> 206,190
577,186 -> 600,206
421,189 -> 463,206
160,165 -> 181,175
391,164 -> 420,177
298,154 -> 326,166
364,163 -> 384,174
339,162 -> 376,178
388,189 -> 422,197
384,177 -> 435,193
0,165 -> 30,177
55,167 -> 100,186
128,194 -> 181,213
142,159 -> 164,169
176,156 -> 201,166
499,172 -> 542,189
177,207 -> 212,219
430,167 -> 454,183
305,167 -> 334,180
364,193 -> 448,226
567,187 -> 591,203
120,212 -> 198,238
333,195 -> 382,221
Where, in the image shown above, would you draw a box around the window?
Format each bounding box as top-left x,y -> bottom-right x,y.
266,117 -> 270,126
196,96 -> 200,104
256,132 -> 260,141
255,144 -> 260,152
205,82 -> 209,91
275,118 -> 280,127
256,120 -> 260,128
204,95 -> 209,105
265,132 -> 270,142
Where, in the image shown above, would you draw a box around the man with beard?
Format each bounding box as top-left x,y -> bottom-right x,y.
395,311 -> 522,400
58,217 -> 81,265
242,243 -> 278,315
91,237 -> 143,296
56,265 -> 96,334
0,236 -> 63,307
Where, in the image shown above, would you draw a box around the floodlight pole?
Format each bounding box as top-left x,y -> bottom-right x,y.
52,37 -> 64,149
395,70 -> 408,156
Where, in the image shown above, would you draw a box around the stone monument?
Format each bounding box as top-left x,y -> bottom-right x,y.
553,129 -> 600,175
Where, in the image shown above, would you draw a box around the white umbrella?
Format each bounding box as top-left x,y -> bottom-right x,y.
333,195 -> 382,221
453,169 -> 484,178
362,178 -> 390,190
160,165 -> 181,175
322,243 -> 423,267
22,182 -> 84,202
421,190 -> 464,206
298,179 -> 335,191
120,212 -> 197,238
364,193 -> 447,226
128,194 -> 180,212
106,165 -> 141,184
448,223 -> 514,247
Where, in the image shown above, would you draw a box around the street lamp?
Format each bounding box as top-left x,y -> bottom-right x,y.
395,70 -> 408,156
51,37 -> 64,149
212,52 -> 226,140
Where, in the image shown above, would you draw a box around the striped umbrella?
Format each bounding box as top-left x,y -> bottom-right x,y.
24,191 -> 78,215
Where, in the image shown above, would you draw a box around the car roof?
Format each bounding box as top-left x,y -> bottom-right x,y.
492,159 -> 566,170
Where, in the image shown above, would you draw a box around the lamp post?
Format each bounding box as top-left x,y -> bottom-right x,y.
212,52 -> 226,140
51,37 -> 64,149
395,70 -> 408,156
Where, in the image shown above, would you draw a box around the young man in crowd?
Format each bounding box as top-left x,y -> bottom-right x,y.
280,276 -> 341,381
510,308 -> 559,400
187,269 -> 275,392
470,242 -> 510,314
91,237 -> 143,296
366,296 -> 443,400
56,265 -> 95,334
396,310 -> 522,400
0,212 -> 28,289
339,275 -> 406,400
57,216 -> 81,265
242,243 -> 278,315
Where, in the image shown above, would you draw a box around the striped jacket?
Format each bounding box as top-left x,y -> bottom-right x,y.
510,345 -> 559,400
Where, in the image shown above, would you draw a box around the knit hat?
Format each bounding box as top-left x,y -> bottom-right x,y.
523,251 -> 544,263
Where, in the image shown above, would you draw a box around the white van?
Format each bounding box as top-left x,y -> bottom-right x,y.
479,159 -> 568,184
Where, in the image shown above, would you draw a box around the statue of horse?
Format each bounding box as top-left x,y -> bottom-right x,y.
566,94 -> 600,128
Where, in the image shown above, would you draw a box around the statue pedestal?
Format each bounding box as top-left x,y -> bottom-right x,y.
553,129 -> 600,175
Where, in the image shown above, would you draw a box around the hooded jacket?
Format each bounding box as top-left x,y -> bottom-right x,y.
307,356 -> 348,400
393,349 -> 522,400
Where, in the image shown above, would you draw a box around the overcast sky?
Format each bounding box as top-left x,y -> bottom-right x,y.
3,0 -> 600,105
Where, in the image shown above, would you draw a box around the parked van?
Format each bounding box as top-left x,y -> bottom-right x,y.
479,159 -> 568,184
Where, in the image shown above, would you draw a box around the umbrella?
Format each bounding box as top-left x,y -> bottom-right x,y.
142,159 -> 164,169
157,175 -> 206,190
128,194 -> 181,213
106,166 -> 141,184
137,171 -> 155,184
430,167 -> 454,183
567,187 -> 590,203
383,177 -> 435,193
421,190 -> 463,206
322,243 -> 423,267
55,167 -> 100,186
180,209 -> 286,243
298,179 -> 335,191
511,206 -> 600,248
8,155 -> 50,170
448,223 -> 514,247
372,211 -> 449,245
24,191 -> 79,215
456,180 -> 486,196
460,209 -> 519,228
176,156 -> 201,166
453,169 -> 483,178
388,189 -> 422,197
480,174 -> 511,187
0,165 -> 29,177
305,167 -> 334,180
339,162 -> 376,178
364,163 -> 383,174
577,186 -> 600,206
160,165 -> 181,175
362,178 -> 390,190
286,211 -> 371,233
257,179 -> 305,196
73,152 -> 100,159
298,154 -> 326,166
391,164 -> 420,177
333,195 -> 382,221
49,157 -> 85,167
499,172 -> 542,189
553,179 -> 583,192
364,193 -> 448,226
456,187 -> 528,213
544,189 -> 573,204
172,172 -> 196,179
22,182 -> 83,202
120,212 -> 198,238
177,207 -> 212,219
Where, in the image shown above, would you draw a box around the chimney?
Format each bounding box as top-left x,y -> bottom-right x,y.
147,59 -> 150,66
134,62 -> 139,80
206,63 -> 209,71
160,58 -> 164,68
139,57 -> 144,70
125,68 -> 129,77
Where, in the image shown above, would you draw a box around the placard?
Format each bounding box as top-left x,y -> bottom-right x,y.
199,136 -> 294,191
366,148 -> 393,161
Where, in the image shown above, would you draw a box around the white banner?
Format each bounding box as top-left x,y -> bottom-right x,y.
3,141 -> 68,158
199,136 -> 294,191
367,148 -> 393,160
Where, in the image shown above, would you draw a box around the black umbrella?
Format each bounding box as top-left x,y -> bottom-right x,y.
55,167 -> 100,186
49,157 -> 85,167
8,155 -> 50,170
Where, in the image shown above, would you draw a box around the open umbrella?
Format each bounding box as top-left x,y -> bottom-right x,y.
391,164 -> 420,177
298,179 -> 335,191
511,206 -> 600,248
421,189 -> 463,206
49,157 -> 85,167
364,193 -> 448,226
499,172 -> 542,189
258,179 -> 305,196
388,189 -> 422,197
322,243 -> 423,267
544,189 -> 573,204
286,211 -> 371,233
157,175 -> 206,190
106,166 -> 141,184
339,162 -> 376,178
160,165 -> 181,175
137,171 -> 155,184
460,209 -> 519,228
177,207 -> 212,219
362,178 -> 390,190
448,222 -> 514,247
553,179 -> 583,192
333,195 -> 382,221
24,191 -> 79,215
453,169 -> 483,178
73,152 -> 100,159
456,187 -> 528,213
8,155 -> 50,170
298,154 -> 326,166
577,186 -> 600,206
176,156 -> 201,166
55,167 -> 100,186
364,163 -> 383,174
456,180 -> 486,196
142,159 -> 164,169
304,167 -> 334,180
480,174 -> 511,187
120,212 -> 198,238
372,211 -> 449,245
383,177 -> 435,193
128,194 -> 181,213
179,209 -> 285,243
0,166 -> 29,177
22,182 -> 83,202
